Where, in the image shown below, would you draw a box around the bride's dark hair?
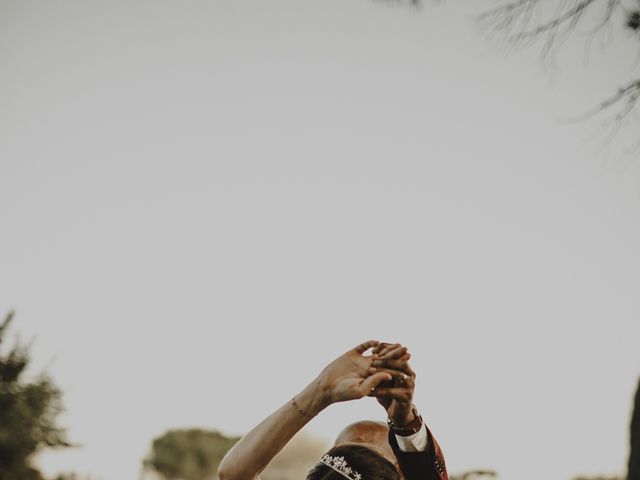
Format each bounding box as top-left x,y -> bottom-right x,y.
306,444 -> 400,480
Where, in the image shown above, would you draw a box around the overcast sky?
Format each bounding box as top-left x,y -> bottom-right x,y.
1,1 -> 640,480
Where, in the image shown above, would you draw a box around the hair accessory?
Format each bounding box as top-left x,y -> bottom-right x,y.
319,454 -> 362,480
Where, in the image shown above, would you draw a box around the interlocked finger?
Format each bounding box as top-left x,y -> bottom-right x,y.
368,385 -> 414,402
372,357 -> 415,378
370,368 -> 415,389
375,343 -> 400,357
378,345 -> 408,360
354,340 -> 380,354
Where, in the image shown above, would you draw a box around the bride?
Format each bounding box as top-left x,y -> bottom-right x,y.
217,340 -> 447,480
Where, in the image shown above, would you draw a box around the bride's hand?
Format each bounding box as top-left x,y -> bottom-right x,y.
315,340 -> 393,405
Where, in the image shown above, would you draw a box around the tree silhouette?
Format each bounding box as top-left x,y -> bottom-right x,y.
0,312 -> 70,480
144,428 -> 239,480
629,378 -> 640,480
379,0 -> 640,150
450,469 -> 498,480
480,0 -> 640,147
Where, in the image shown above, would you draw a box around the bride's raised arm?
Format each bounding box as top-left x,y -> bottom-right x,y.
217,340 -> 392,480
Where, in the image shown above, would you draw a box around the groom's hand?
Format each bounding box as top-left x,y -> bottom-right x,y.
369,342 -> 417,427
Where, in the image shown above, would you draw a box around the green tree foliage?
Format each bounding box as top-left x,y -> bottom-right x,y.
144,428 -> 239,480
51,475 -> 95,480
0,312 -> 70,480
449,470 -> 497,480
629,378 -> 640,480
573,477 -> 623,480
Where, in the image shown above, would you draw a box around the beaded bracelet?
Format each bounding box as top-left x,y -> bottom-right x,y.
291,397 -> 313,419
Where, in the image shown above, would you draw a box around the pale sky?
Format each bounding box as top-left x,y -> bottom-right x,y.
1,1 -> 639,480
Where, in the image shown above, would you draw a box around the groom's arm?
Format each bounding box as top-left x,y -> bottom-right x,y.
388,421 -> 448,480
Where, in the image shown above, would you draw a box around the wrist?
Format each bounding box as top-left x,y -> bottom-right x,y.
389,402 -> 415,426
296,379 -> 331,417
388,404 -> 423,436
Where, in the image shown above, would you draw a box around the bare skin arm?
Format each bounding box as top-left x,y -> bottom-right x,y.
217,340 -> 393,480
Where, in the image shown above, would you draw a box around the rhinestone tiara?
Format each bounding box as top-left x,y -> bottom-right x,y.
319,454 -> 362,480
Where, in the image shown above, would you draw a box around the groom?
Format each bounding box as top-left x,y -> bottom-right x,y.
334,342 -> 448,480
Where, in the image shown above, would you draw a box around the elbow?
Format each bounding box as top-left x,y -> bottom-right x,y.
217,465 -> 228,480
217,444 -> 258,480
217,459 -> 235,480
217,463 -> 233,480
217,460 -> 242,480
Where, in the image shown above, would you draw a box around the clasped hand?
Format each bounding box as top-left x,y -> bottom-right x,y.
314,340 -> 417,427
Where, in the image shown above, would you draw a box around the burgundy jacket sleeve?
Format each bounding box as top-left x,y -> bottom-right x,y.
388,425 -> 448,480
